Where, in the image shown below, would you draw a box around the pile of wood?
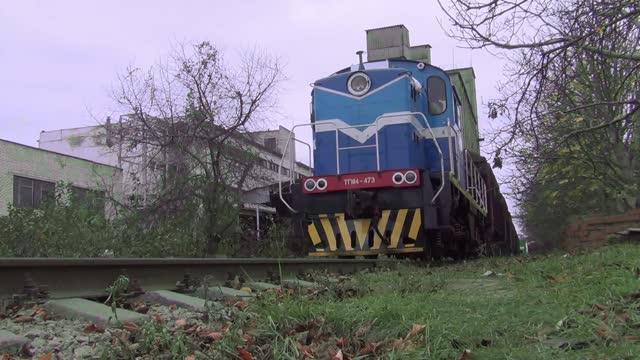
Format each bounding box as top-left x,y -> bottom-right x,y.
561,209 -> 640,251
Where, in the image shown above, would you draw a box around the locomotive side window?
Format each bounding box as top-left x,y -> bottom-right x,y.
427,77 -> 447,115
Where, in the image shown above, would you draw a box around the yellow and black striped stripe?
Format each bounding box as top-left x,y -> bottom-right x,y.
307,208 -> 423,255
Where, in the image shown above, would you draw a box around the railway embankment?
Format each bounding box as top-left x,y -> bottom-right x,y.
2,245 -> 640,359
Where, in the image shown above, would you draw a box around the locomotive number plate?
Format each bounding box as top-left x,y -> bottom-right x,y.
343,176 -> 376,186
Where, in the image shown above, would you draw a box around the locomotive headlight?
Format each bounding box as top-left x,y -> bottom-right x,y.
347,72 -> 371,96
304,178 -> 317,192
392,172 -> 405,185
316,178 -> 328,191
404,171 -> 417,184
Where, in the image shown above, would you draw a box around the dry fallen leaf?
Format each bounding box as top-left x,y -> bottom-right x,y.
205,331 -> 224,341
12,315 -> 34,323
547,274 -> 570,284
122,322 -> 138,332
184,355 -> 196,360
460,349 -> 473,360
152,313 -> 164,324
336,337 -> 348,347
83,324 -> 105,333
594,304 -> 608,311
32,308 -> 47,318
524,335 -> 541,343
299,345 -> 315,359
38,354 -> 52,360
0,355 -> 12,360
360,341 -> 383,354
623,335 -> 640,342
184,325 -> 199,334
222,324 -> 231,333
331,350 -> 344,360
355,320 -> 376,337
117,330 -> 131,342
133,304 -> 150,314
404,324 -> 427,341
234,300 -> 249,311
597,322 -> 618,340
614,310 -> 630,324
237,348 -> 254,360
175,319 -> 187,327
392,339 -> 405,350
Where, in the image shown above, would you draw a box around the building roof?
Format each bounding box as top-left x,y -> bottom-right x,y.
0,138 -> 122,170
40,120 -> 313,172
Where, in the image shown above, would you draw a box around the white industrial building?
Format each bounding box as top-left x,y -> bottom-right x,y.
0,139 -> 123,217
37,124 -> 311,210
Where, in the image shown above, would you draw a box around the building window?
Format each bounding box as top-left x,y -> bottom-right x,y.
264,137 -> 277,151
427,77 -> 447,115
13,176 -> 55,209
72,186 -> 106,215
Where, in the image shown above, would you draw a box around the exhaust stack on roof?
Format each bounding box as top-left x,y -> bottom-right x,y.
365,25 -> 431,64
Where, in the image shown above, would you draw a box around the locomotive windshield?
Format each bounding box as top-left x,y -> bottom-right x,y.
427,77 -> 447,115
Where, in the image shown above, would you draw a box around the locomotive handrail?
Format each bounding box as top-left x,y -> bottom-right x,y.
373,113 -> 445,204
464,149 -> 488,212
447,119 -> 458,177
278,124 -> 314,213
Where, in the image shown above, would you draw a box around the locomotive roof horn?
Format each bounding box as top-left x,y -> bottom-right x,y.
356,50 -> 365,70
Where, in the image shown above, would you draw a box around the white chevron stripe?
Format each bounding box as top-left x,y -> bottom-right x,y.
314,112 -> 454,144
313,75 -> 409,100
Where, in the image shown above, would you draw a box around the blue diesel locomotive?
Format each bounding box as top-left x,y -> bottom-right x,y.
276,25 -> 518,258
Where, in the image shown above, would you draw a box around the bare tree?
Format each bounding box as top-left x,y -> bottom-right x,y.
439,0 -> 640,244
109,42 -> 285,254
439,0 -> 639,157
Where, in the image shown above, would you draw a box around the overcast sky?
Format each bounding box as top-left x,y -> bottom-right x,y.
0,0 -> 507,148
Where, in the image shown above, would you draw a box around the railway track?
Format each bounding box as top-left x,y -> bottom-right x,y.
1,257 -> 395,358
0,257 -> 392,300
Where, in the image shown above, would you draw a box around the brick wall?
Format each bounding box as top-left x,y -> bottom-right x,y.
0,139 -> 123,216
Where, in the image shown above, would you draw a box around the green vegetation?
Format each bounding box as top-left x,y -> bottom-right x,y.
0,186 -> 294,258
99,244 -> 640,359
0,202 -> 206,258
248,244 -> 640,359
106,275 -> 130,322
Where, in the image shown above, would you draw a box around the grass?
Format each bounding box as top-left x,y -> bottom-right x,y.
247,244 -> 640,359
97,244 -> 640,359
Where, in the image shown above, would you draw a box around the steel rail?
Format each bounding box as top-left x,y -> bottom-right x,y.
0,257 -> 392,300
